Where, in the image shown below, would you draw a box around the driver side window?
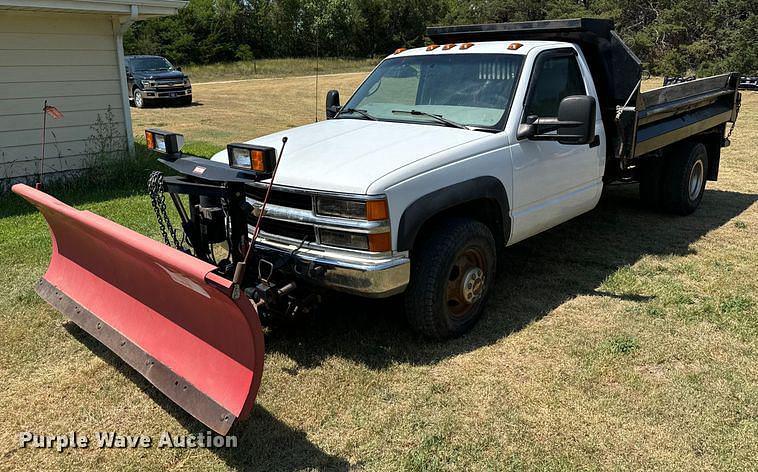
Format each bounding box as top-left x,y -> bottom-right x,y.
524,53 -> 586,118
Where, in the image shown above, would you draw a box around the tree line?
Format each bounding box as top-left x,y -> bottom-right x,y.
125,0 -> 756,76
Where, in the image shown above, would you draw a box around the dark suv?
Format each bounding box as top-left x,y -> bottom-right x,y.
125,55 -> 192,108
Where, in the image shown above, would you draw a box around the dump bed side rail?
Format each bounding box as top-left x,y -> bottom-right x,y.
616,73 -> 740,163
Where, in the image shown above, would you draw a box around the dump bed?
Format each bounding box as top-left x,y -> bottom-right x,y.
617,73 -> 740,161
427,19 -> 741,168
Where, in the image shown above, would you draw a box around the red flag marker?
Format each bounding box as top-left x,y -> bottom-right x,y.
43,104 -> 64,120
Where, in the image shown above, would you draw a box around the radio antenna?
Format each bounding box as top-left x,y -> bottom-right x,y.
315,23 -> 319,122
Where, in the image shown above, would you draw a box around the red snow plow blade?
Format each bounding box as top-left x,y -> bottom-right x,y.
12,184 -> 264,434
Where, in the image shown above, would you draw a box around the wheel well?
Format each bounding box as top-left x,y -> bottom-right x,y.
411,198 -> 506,256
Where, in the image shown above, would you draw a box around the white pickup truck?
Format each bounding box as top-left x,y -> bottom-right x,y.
200,19 -> 740,338
15,17 -> 742,434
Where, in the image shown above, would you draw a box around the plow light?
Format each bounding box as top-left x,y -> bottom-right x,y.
227,144 -> 277,175
145,129 -> 184,155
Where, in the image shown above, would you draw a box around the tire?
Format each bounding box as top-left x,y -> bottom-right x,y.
661,141 -> 708,215
404,218 -> 496,340
133,88 -> 145,108
178,95 -> 192,106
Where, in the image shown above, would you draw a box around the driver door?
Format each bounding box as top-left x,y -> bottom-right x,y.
509,49 -> 603,243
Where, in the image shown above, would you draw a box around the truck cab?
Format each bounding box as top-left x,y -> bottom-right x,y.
208,39 -> 603,334
197,19 -> 738,339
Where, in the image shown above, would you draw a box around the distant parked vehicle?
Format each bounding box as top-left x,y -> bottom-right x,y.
663,75 -> 697,86
125,55 -> 192,108
739,75 -> 758,90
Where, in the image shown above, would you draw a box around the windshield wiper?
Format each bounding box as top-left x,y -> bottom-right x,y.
391,109 -> 470,130
338,108 -> 378,121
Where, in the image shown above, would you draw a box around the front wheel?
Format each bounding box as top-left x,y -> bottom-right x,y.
133,88 -> 145,108
404,218 -> 496,339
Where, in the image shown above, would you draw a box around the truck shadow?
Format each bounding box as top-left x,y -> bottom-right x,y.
65,323 -> 351,472
264,184 -> 756,370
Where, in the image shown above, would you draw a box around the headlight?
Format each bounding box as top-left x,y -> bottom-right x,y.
145,128 -> 184,155
183,78 -> 191,86
316,197 -> 389,221
226,143 -> 277,176
140,80 -> 154,87
318,229 -> 391,252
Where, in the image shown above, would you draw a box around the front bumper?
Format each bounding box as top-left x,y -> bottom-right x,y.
142,87 -> 192,99
255,236 -> 410,298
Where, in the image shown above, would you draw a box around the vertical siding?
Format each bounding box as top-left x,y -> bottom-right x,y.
0,11 -> 127,182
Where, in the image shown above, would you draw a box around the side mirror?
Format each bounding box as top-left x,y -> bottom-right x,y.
176,66 -> 182,71
517,95 -> 596,145
326,90 -> 340,119
556,95 -> 596,145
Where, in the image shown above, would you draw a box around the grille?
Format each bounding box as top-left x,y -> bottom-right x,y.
156,80 -> 185,88
254,218 -> 316,242
247,187 -> 312,210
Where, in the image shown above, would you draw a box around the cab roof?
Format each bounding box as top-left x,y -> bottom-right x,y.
388,40 -> 565,59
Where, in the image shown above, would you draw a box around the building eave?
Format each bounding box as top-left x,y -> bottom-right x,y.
0,0 -> 186,17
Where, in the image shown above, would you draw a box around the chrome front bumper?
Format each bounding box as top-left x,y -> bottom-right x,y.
143,87 -> 192,99
254,235 -> 410,298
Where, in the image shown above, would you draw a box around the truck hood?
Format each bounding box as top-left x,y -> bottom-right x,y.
134,70 -> 187,81
210,119 -> 487,194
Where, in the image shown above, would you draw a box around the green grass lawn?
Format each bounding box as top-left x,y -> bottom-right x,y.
0,80 -> 756,471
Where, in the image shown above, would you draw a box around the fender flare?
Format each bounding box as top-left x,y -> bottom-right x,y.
396,176 -> 511,252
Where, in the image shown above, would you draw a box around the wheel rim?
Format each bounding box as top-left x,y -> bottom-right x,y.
135,91 -> 143,107
688,159 -> 704,201
445,246 -> 487,318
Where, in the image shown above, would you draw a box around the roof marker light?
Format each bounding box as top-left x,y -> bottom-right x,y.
426,44 -> 440,51
460,42 -> 475,50
394,48 -> 407,55
442,43 -> 457,50
507,42 -> 523,50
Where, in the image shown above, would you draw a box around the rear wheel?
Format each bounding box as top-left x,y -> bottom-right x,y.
404,218 -> 496,339
662,141 -> 708,215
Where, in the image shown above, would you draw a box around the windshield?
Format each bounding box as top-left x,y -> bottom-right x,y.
131,57 -> 174,72
341,53 -> 523,129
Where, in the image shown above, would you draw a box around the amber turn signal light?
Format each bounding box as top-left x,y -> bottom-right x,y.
366,199 -> 389,221
368,232 -> 392,252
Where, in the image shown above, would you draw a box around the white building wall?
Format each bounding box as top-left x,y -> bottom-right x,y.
0,11 -> 127,182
